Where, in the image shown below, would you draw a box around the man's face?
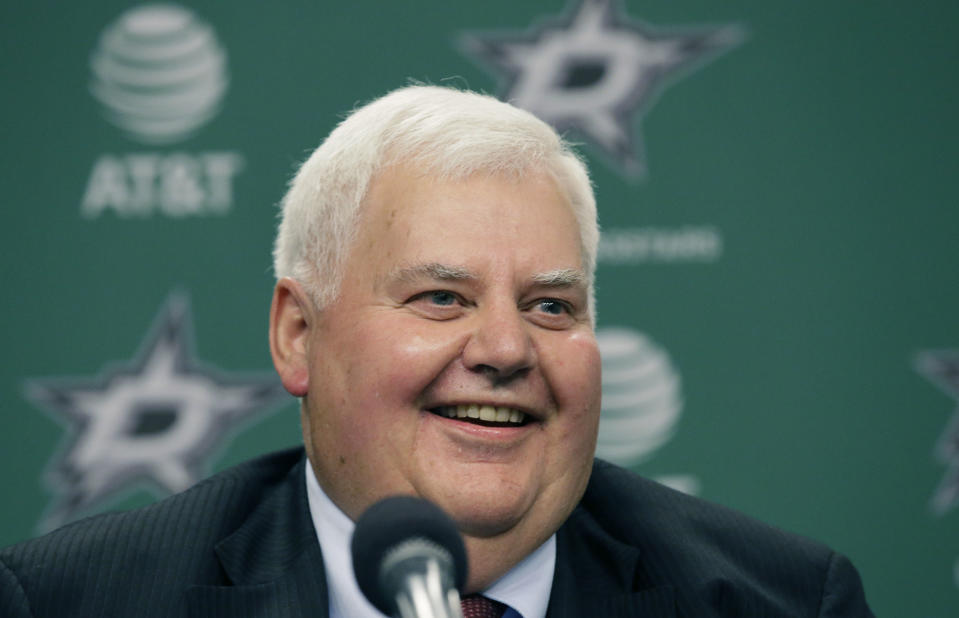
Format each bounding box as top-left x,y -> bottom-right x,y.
298,164 -> 600,563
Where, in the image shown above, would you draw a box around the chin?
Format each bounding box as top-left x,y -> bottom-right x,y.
450,508 -> 524,539
434,489 -> 533,539
413,458 -> 547,538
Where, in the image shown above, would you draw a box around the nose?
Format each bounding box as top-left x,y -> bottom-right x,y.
462,300 -> 536,383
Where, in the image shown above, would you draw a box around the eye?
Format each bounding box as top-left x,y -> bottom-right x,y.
536,298 -> 571,315
404,289 -> 467,320
526,298 -> 578,329
423,290 -> 457,306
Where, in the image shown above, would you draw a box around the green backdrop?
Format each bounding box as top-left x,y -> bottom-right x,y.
2,1 -> 957,615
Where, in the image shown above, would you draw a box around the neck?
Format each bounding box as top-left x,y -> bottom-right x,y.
462,524 -> 555,593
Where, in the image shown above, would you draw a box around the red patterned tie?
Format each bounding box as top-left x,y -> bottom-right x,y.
460,594 -> 507,618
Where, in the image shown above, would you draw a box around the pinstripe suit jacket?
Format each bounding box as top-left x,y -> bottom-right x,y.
0,448 -> 872,617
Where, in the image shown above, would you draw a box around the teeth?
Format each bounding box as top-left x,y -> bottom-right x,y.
479,405 -> 496,421
443,404 -> 527,424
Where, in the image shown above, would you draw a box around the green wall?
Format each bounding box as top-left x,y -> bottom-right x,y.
2,2 -> 957,614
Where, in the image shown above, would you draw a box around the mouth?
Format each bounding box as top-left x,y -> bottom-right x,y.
428,404 -> 531,428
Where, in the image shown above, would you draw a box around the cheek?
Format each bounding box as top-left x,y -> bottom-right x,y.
549,331 -> 602,409
545,332 -> 602,454
333,322 -> 467,413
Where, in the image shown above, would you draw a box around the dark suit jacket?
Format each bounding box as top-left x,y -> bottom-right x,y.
0,448 -> 872,617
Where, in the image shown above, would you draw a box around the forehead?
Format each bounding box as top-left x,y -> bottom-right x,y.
357,164 -> 579,239
352,165 -> 583,277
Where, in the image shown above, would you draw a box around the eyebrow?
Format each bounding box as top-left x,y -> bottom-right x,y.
531,268 -> 586,288
390,262 -> 477,284
388,263 -> 585,289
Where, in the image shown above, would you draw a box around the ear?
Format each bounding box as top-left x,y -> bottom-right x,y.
269,277 -> 313,397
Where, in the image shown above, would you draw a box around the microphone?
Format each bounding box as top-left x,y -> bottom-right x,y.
352,496 -> 468,618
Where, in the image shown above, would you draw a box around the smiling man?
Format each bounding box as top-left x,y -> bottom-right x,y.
268,88 -> 603,611
0,85 -> 873,617
272,164 -> 601,598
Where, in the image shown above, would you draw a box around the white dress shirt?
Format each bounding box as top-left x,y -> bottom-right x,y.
305,463 -> 555,618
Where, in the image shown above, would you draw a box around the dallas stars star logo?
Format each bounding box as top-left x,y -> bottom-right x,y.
915,349 -> 959,516
25,293 -> 290,531
460,0 -> 745,177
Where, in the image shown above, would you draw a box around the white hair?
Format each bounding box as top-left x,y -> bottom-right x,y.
273,84 -> 599,319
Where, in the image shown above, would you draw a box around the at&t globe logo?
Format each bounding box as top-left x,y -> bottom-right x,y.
597,327 -> 699,495
81,4 -> 244,219
90,4 -> 227,144
597,327 -> 682,465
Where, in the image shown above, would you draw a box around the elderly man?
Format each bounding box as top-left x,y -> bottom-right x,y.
0,86 -> 872,617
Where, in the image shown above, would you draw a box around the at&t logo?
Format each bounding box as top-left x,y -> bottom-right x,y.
597,327 -> 699,495
81,4 -> 244,219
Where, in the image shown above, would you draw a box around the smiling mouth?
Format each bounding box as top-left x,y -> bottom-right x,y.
429,404 -> 530,427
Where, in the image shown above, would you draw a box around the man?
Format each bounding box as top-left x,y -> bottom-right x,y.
0,85 -> 873,617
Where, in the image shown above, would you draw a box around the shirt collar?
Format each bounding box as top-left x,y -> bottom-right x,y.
305,462 -> 555,618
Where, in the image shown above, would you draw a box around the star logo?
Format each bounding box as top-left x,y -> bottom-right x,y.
460,0 -> 745,178
25,293 -> 290,531
915,349 -> 959,516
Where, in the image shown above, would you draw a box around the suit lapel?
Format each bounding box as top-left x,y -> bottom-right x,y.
547,508 -> 677,618
184,456 -> 329,618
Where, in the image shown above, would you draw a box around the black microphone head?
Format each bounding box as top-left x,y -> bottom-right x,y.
351,495 -> 468,614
